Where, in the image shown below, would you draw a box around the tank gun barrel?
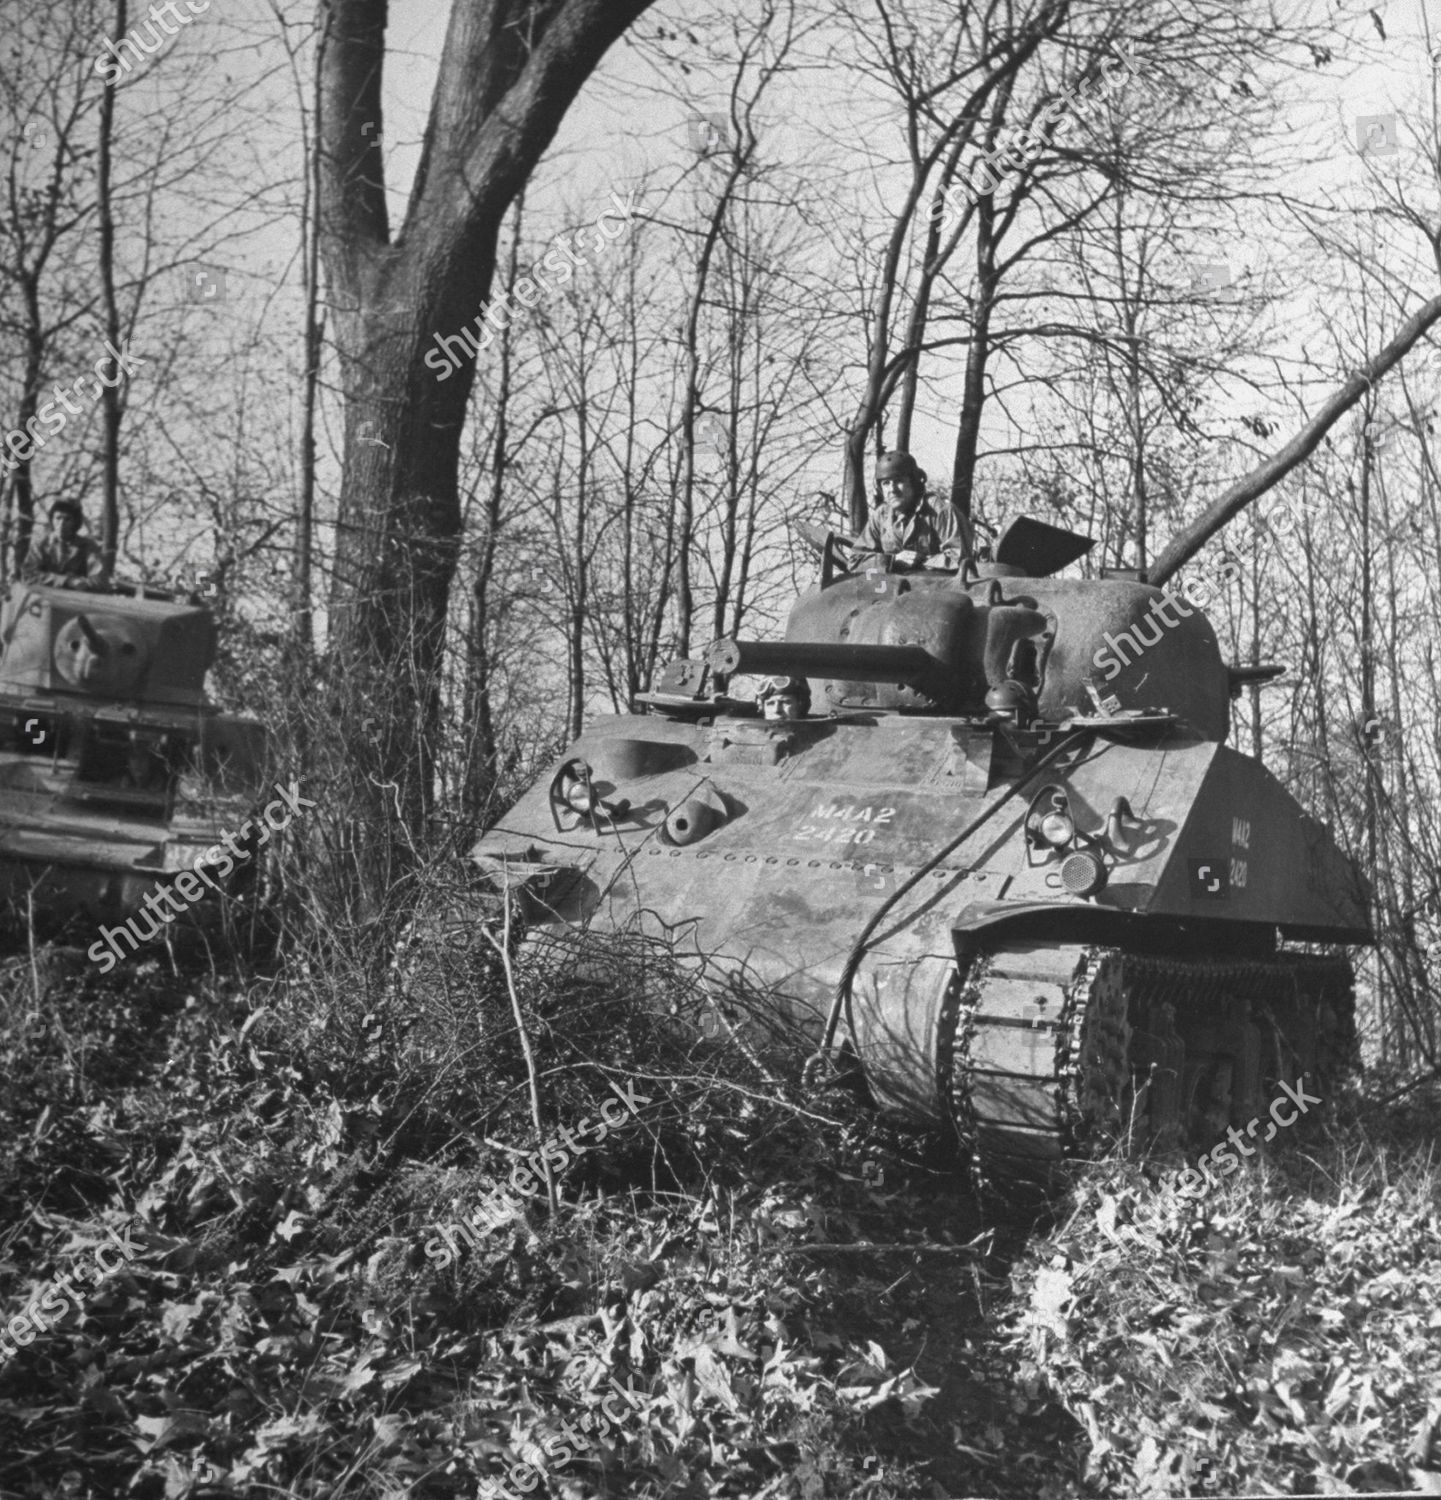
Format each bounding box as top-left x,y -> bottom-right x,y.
707,637 -> 936,684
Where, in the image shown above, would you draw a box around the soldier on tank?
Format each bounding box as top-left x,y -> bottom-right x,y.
757,675 -> 810,720
854,451 -> 971,571
119,735 -> 167,791
23,501 -> 102,584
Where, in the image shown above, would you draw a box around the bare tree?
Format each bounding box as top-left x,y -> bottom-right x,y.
0,0 -> 107,573
313,0 -> 657,901
832,0 -> 1067,530
830,0 -> 1346,546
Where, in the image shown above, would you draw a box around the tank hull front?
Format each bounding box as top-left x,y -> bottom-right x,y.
471,711 -> 1370,1127
0,578 -> 266,932
0,808 -> 254,927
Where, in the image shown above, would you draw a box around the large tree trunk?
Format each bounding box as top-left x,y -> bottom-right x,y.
314,0 -> 653,905
326,302 -> 473,833
292,14 -> 327,662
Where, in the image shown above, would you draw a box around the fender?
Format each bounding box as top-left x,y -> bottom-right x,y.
951,901 -> 1279,959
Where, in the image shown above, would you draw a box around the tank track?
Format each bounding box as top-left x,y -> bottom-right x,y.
946,941 -> 1356,1194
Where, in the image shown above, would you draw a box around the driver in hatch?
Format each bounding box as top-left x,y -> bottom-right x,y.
854,451 -> 970,572
119,736 -> 167,791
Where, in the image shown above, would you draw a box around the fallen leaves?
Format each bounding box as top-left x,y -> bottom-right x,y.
1005,1143 -> 1441,1496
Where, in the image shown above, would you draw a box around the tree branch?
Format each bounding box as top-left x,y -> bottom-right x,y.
1147,294 -> 1441,586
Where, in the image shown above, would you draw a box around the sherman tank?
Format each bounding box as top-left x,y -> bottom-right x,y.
466,517 -> 1368,1183
0,576 -> 266,930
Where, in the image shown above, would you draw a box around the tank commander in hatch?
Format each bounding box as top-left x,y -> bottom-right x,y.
854,451 -> 972,572
23,501 -> 102,584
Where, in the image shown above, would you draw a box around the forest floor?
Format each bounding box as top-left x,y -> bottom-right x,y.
0,931 -> 1437,1500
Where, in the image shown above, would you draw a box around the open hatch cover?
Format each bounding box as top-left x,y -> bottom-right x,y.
994,517 -> 1095,577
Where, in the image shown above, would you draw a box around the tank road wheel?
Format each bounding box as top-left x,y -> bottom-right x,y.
946,943 -> 1358,1194
1129,997 -> 1186,1155
1122,951 -> 1356,1146
1248,955 -> 1357,1110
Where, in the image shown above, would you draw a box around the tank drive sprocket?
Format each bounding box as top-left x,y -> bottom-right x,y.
947,942 -> 1356,1190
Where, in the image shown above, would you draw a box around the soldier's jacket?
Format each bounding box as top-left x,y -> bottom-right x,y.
23,535 -> 101,581
856,498 -> 964,564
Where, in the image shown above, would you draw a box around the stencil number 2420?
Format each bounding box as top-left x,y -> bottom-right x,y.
794,805 -> 896,845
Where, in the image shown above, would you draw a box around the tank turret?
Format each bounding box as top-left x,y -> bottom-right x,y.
465,515 -> 1367,1186
0,581 -> 216,706
0,579 -> 266,929
705,518 -> 1233,736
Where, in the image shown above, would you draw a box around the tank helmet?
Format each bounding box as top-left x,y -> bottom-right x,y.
875,451 -> 924,485
759,674 -> 808,720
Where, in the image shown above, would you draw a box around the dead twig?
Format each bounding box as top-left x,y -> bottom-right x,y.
482,896 -> 557,1214
759,1240 -> 983,1254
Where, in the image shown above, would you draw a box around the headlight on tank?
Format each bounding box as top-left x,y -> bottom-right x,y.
1026,789 -> 1076,850
1039,808 -> 1075,846
565,781 -> 598,814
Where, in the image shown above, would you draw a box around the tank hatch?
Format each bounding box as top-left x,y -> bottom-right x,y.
993,517 -> 1095,577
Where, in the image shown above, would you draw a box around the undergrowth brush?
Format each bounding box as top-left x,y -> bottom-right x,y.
0,898 -> 1074,1499
1005,1088 -> 1441,1497
11,892 -> 1432,1499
